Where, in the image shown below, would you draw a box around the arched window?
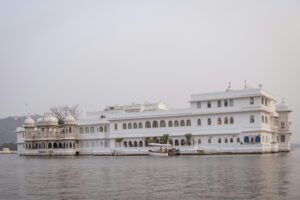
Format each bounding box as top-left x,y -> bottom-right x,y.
198,138 -> 201,144
255,136 -> 261,143
230,117 -> 234,124
174,120 -> 179,127
104,126 -> 107,132
230,138 -> 233,143
145,121 -> 151,128
197,119 -> 201,126
48,143 -> 52,149
128,123 -> 132,129
53,143 -> 58,148
180,139 -> 185,146
208,138 -> 212,143
224,117 -> 229,124
123,141 -> 128,147
80,127 -> 84,134
153,121 -> 158,128
180,120 -> 185,126
218,100 -> 222,107
207,118 -> 211,125
244,136 -> 249,143
59,143 -> 62,148
250,97 -> 254,105
250,137 -> 254,143
133,123 -> 137,129
90,127 -> 95,133
69,142 -> 72,148
85,127 -> 89,133
168,121 -> 173,127
69,127 -> 72,133
134,141 -> 138,147
250,115 -> 255,123
139,141 -> 143,147
123,123 -> 127,129
217,117 -> 222,125
218,138 -> 222,143
237,138 -> 240,143
100,126 -> 104,132
174,140 -> 179,146
225,138 -> 228,143
186,120 -> 191,126
160,120 -> 166,128
139,122 -> 143,129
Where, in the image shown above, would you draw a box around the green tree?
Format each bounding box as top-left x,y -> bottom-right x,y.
185,133 -> 193,146
115,138 -> 123,147
160,134 -> 170,144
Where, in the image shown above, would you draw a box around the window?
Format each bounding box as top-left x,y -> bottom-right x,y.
262,115 -> 264,123
198,138 -> 201,144
114,124 -> 118,130
197,102 -> 201,109
145,121 -> 151,128
230,138 -> 233,143
133,123 -> 137,129
168,121 -> 173,127
280,135 -> 285,142
218,100 -> 221,107
224,117 -> 228,124
207,118 -> 211,125
80,127 -> 84,134
85,127 -> 89,133
186,119 -> 191,126
224,100 -> 228,107
250,115 -> 255,123
123,123 -> 127,129
250,97 -> 254,105
218,138 -> 221,143
255,136 -> 261,143
208,138 -> 211,143
265,116 -> 268,124
207,101 -> 211,108
244,136 -> 249,143
90,127 -> 95,133
197,119 -> 201,126
265,98 -> 268,106
153,121 -> 158,128
261,97 -> 264,105
139,122 -> 143,129
225,138 -> 228,143
237,138 -> 240,143
174,120 -> 179,127
281,122 -> 285,129
180,120 -> 185,126
230,117 -> 234,124
217,117 -> 222,125
128,123 -> 132,129
100,126 -> 104,132
160,120 -> 166,128
229,99 -> 234,106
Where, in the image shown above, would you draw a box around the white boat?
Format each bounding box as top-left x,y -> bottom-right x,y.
148,143 -> 179,157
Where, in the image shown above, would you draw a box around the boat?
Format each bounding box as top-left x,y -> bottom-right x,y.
148,143 -> 180,156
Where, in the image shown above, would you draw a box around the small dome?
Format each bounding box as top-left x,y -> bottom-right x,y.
277,98 -> 291,112
24,117 -> 35,128
64,115 -> 76,125
43,114 -> 58,125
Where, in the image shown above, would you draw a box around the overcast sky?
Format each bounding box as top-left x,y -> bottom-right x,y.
0,0 -> 299,141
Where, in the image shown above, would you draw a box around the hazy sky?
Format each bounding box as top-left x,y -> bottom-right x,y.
0,1 -> 299,141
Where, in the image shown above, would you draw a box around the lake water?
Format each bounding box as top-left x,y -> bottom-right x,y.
1,151 -> 300,200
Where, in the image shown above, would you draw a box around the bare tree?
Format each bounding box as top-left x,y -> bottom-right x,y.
50,104 -> 82,124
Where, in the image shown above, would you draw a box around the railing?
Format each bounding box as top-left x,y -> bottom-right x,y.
25,132 -> 79,140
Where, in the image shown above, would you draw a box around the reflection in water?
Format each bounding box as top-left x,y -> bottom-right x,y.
1,152 -> 300,200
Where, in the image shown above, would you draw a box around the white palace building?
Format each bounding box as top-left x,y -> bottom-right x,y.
16,84 -> 292,156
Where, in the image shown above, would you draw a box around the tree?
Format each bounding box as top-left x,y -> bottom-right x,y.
160,134 -> 170,144
185,133 -> 193,146
50,104 -> 82,125
115,138 -> 123,147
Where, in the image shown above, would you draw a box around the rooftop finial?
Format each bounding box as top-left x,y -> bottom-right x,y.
226,81 -> 232,91
258,83 -> 263,89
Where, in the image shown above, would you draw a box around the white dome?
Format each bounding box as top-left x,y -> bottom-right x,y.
24,117 -> 34,124
277,99 -> 291,112
64,115 -> 76,125
43,114 -> 58,125
24,117 -> 35,128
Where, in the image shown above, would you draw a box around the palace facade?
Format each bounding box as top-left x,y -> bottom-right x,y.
16,85 -> 292,156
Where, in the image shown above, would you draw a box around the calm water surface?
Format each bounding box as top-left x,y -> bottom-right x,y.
1,151 -> 300,200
